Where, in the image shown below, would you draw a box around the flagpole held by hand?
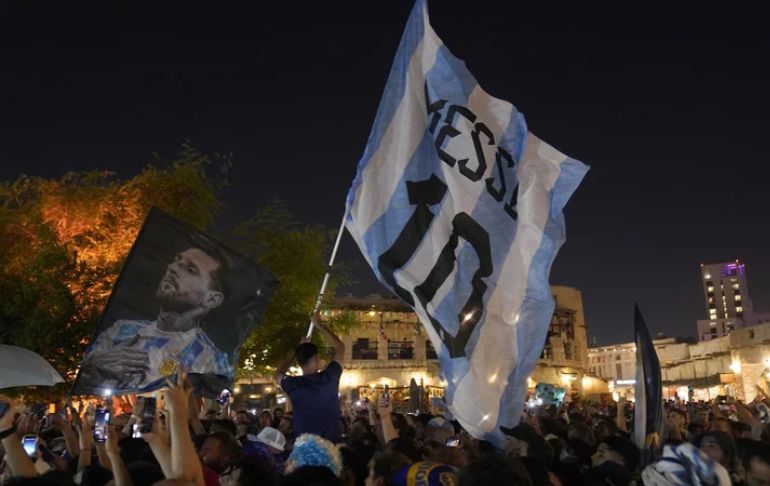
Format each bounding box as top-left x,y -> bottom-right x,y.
306,207 -> 349,339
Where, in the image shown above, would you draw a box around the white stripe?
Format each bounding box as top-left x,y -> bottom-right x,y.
348,22 -> 443,241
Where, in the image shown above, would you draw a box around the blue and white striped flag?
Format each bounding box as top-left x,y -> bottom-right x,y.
345,0 -> 588,445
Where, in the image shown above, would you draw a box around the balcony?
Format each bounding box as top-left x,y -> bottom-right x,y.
388,341 -> 414,360
352,339 -> 378,360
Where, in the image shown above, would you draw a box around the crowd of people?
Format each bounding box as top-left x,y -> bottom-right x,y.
3,318 -> 770,485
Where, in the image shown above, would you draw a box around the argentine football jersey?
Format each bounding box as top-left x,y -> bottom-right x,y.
84,319 -> 232,393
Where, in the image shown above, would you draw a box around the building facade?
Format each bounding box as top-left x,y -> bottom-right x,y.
588,321 -> 770,403
325,286 -> 602,403
697,261 -> 754,341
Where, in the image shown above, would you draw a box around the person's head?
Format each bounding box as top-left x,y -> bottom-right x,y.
426,416 -> 455,445
199,431 -> 241,474
709,417 -> 733,436
593,419 -> 617,444
365,452 -> 411,486
339,445 -> 370,486
739,440 -> 770,486
235,410 -> 255,426
567,422 -> 595,448
501,424 -> 546,461
259,410 -> 273,429
209,418 -> 238,436
697,409 -> 710,426
667,408 -> 687,430
700,431 -> 737,470
255,426 -> 286,454
296,342 -> 321,374
286,434 -> 343,477
273,408 -> 284,421
732,420 -> 753,439
279,416 -> 294,437
591,436 -> 639,472
156,245 -> 229,318
384,436 -> 422,463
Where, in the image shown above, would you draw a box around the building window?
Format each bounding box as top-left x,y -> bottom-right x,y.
737,312 -> 743,318
388,340 -> 414,360
352,338 -> 378,360
616,363 -> 623,377
749,330 -> 755,339
426,340 -> 438,360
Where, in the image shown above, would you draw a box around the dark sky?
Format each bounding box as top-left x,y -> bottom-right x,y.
2,1 -> 770,345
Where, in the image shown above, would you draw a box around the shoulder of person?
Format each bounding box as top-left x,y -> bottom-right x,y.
323,360 -> 343,376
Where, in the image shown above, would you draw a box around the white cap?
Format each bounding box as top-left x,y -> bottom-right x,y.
256,427 -> 286,452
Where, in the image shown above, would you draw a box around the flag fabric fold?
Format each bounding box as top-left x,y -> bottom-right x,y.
633,304 -> 663,452
345,0 -> 588,446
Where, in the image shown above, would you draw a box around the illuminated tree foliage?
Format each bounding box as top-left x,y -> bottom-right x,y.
0,144 -> 228,395
0,146 -> 356,398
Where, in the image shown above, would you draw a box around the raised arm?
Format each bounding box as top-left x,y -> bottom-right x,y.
164,370 -> 205,486
141,409 -> 173,478
0,406 -> 38,478
105,425 -> 133,486
273,346 -> 297,384
313,311 -> 345,364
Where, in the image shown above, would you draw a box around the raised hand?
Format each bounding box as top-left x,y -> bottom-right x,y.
164,369 -> 192,418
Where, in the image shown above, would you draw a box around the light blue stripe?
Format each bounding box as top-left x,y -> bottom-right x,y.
346,0 -> 426,210
180,339 -> 204,369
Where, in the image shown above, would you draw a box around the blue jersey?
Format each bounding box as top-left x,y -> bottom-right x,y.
84,319 -> 232,393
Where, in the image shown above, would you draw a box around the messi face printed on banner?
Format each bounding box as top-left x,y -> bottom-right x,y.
80,245 -> 233,393
155,248 -> 226,330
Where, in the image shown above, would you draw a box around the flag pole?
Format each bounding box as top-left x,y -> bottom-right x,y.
306,207 -> 350,338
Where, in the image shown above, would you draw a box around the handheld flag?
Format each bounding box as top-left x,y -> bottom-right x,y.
345,0 -> 588,445
72,208 -> 277,398
633,304 -> 663,452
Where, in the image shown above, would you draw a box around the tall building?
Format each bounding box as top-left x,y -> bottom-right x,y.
697,261 -> 755,341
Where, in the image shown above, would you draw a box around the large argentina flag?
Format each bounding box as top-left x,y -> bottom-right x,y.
345,0 -> 588,445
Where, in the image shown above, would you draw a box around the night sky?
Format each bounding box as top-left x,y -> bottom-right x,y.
2,2 -> 770,345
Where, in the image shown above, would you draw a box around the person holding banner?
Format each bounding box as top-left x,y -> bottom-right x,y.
79,242 -> 233,393
274,311 -> 345,444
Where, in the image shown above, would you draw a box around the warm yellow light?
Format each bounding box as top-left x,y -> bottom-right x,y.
369,383 -> 376,389
582,376 -> 592,388
265,386 -> 273,393
730,362 -> 742,374
368,310 -> 377,316
612,391 -> 620,401
233,386 -> 241,394
249,394 -> 258,399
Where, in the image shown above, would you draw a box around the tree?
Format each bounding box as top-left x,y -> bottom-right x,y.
232,199 -> 355,376
0,144 -> 228,397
